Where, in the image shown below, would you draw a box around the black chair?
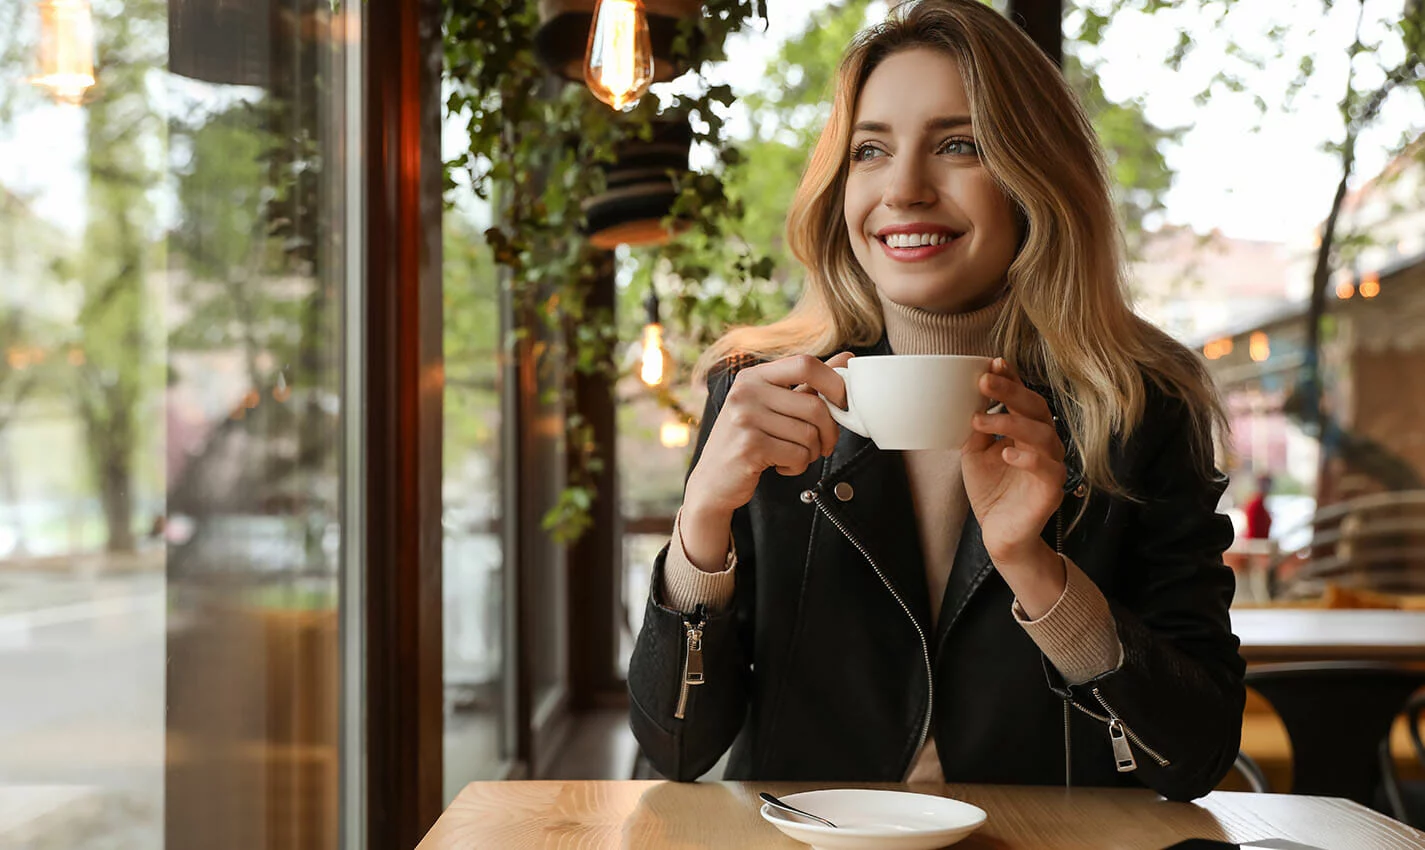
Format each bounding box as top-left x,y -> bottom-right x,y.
1246,661 -> 1425,808
1378,691 -> 1425,826
1231,750 -> 1271,793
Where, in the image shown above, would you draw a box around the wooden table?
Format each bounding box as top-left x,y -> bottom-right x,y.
1232,608 -> 1425,663
418,780 -> 1425,849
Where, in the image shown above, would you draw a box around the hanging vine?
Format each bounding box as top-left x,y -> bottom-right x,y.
443,0 -> 776,542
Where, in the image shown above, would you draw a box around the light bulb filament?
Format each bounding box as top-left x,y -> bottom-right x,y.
584,0 -> 654,111
31,0 -> 96,105
641,323 -> 664,386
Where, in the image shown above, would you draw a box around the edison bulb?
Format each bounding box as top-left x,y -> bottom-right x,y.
32,0 -> 96,105
640,322 -> 664,386
583,0 -> 654,111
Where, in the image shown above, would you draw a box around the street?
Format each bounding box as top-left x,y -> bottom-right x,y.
0,569 -> 165,848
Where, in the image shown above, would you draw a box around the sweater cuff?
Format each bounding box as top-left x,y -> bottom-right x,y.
660,507 -> 737,613
1012,555 -> 1123,685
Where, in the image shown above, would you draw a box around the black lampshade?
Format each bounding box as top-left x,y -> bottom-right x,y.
168,0 -> 274,87
582,118 -> 693,249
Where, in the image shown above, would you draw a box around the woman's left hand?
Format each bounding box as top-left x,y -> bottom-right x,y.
962,358 -> 1067,596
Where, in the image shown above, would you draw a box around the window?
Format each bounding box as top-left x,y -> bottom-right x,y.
0,0 -> 360,845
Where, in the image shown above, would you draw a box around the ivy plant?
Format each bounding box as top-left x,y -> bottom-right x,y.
443,0 -> 775,542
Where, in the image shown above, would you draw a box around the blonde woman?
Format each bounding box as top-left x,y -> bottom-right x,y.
628,0 -> 1244,800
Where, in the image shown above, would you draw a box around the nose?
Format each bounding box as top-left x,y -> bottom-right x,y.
882,155 -> 936,209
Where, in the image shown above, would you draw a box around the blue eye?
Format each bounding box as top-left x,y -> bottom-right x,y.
850,143 -> 885,162
939,137 -> 979,156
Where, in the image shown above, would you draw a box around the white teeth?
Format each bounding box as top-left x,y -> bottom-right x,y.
884,232 -> 950,248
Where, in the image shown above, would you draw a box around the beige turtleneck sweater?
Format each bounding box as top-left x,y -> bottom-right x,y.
660,290 -> 1123,783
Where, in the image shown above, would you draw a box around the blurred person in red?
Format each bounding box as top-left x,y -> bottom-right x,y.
1243,474 -> 1273,540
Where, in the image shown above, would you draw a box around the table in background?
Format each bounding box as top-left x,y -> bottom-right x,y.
1232,608 -> 1425,663
417,780 -> 1425,849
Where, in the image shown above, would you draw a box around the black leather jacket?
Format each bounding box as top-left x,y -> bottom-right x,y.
627,338 -> 1246,801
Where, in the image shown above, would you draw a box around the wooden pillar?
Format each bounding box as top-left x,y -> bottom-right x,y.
567,253 -> 623,710
1007,0 -> 1063,68
364,0 -> 445,842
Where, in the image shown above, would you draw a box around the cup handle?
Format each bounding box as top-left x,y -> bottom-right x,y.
821,366 -> 869,438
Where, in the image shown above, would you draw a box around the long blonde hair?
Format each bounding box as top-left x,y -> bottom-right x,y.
696,0 -> 1225,495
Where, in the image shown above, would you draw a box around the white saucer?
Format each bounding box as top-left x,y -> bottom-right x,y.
759,789 -> 987,850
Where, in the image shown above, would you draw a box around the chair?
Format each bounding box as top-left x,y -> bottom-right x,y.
1378,692 -> 1425,826
1245,662 -> 1425,808
1268,490 -> 1425,600
1231,750 -> 1271,793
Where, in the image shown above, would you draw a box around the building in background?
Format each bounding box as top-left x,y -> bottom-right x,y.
1195,140 -> 1425,526
1132,225 -> 1296,345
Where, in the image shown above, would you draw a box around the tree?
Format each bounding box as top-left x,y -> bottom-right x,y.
163,67 -> 348,578
1293,1 -> 1424,443
1091,0 -> 1425,487
71,0 -> 165,553
0,189 -> 71,436
443,208 -> 503,483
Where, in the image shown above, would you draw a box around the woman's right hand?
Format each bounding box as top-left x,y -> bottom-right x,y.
684,352 -> 854,523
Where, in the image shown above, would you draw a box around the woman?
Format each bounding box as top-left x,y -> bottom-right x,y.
627,0 -> 1244,801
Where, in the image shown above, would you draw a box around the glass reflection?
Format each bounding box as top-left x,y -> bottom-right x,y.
442,206 -> 509,794
0,0 -> 356,846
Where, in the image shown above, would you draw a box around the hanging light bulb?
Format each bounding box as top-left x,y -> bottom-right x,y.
583,0 -> 654,111
31,0 -> 96,106
640,324 -> 665,386
640,285 -> 666,386
659,418 -> 691,448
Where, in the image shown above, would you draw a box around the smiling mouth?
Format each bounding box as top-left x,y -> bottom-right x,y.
876,232 -> 961,248
873,230 -> 963,260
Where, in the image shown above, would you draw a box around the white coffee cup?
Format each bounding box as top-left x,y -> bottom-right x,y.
821,354 -> 993,451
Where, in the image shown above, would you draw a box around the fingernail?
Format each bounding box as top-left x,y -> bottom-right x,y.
994,357 -> 1005,370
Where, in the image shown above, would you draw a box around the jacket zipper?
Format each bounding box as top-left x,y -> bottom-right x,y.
1093,687 -> 1170,767
1062,697 -> 1072,786
1065,687 -> 1170,770
806,488 -> 935,775
674,604 -> 706,720
1051,500 -> 1167,778
1056,506 -> 1073,787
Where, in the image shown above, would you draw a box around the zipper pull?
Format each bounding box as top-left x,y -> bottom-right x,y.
1108,718 -> 1137,772
674,607 -> 706,720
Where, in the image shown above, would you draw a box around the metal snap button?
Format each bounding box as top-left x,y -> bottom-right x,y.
799,490 -> 815,504
834,482 -> 854,502
1073,482 -> 1087,498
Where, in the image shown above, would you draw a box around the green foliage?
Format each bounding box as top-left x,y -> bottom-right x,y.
444,0 -> 772,542
660,0 -> 875,334
443,210 -> 502,478
167,96 -> 332,398
1090,0 -> 1424,453
1061,53 -> 1183,252
444,0 -> 1202,541
172,104 -> 271,281
71,0 -> 166,552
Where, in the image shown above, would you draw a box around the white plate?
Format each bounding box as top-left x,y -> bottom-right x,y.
759,789 -> 987,850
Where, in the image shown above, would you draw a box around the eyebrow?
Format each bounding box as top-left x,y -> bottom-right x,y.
851,115 -> 973,134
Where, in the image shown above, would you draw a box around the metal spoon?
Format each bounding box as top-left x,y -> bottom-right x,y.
759,792 -> 839,829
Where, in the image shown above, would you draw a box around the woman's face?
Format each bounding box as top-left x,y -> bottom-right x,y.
844,48 -> 1020,314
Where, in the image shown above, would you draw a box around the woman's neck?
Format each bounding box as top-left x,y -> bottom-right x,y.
878,288 -> 1006,356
